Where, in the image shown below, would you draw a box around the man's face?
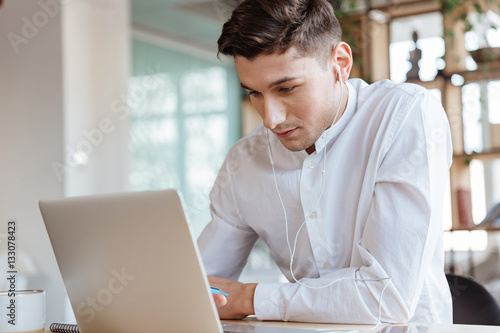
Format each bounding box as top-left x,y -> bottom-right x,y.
235,48 -> 341,153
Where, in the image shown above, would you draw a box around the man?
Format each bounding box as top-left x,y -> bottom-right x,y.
198,0 -> 453,324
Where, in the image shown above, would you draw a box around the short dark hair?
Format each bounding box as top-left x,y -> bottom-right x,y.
217,0 -> 342,62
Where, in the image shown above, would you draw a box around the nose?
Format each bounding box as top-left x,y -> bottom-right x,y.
261,97 -> 286,130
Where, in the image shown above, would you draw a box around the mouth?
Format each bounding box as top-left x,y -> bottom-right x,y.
275,128 -> 297,139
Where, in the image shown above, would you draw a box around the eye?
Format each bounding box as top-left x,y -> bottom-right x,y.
248,90 -> 261,97
279,86 -> 295,94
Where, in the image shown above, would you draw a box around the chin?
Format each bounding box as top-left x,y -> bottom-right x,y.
278,139 -> 310,152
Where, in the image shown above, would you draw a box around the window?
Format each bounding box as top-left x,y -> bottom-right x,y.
462,80 -> 500,154
129,39 -> 241,236
464,24 -> 500,71
389,12 -> 445,83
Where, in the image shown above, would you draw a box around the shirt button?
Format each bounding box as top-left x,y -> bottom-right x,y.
309,211 -> 317,218
308,161 -> 315,168
323,263 -> 330,269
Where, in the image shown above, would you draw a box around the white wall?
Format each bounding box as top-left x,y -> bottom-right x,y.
0,0 -> 67,325
62,0 -> 130,197
0,0 -> 130,326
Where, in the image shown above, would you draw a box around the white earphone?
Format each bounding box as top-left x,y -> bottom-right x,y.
335,64 -> 343,84
266,64 -> 391,330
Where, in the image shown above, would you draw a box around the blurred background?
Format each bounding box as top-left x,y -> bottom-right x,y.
1,0 -> 500,325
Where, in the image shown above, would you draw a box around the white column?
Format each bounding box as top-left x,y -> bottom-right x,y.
0,0 -> 66,325
62,0 -> 130,196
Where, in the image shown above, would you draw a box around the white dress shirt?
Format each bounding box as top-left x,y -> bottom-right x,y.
198,79 -> 453,324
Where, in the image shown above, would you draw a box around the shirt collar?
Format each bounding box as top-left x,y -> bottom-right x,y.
313,81 -> 356,154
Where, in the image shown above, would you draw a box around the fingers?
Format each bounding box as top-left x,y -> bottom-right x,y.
208,276 -> 228,307
213,293 -> 228,307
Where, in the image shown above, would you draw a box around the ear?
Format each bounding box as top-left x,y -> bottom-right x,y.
328,42 -> 353,84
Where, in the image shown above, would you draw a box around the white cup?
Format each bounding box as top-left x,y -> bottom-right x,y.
0,290 -> 45,333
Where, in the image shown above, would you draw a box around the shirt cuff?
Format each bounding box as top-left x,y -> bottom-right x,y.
253,282 -> 283,320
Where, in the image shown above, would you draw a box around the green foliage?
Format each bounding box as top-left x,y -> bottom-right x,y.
328,0 -> 365,17
437,0 -> 464,14
435,0 -> 500,47
473,1 -> 484,14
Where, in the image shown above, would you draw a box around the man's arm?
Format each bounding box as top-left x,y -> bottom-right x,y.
198,214 -> 259,319
197,151 -> 260,318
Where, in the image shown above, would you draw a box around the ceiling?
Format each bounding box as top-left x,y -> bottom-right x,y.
131,0 -> 242,54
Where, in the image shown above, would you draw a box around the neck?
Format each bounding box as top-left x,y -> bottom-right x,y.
305,82 -> 349,155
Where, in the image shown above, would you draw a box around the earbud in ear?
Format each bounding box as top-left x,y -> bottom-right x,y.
335,65 -> 343,84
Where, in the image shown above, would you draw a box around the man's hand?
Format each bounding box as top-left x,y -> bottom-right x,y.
208,276 -> 258,320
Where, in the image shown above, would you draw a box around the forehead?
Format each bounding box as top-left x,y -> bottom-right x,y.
234,49 -> 322,88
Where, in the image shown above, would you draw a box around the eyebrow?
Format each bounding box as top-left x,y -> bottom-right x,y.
240,76 -> 298,91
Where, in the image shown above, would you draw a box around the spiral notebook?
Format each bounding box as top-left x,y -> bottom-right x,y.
49,322 -> 79,333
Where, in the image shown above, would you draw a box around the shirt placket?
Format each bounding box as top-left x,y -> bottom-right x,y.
299,153 -> 334,277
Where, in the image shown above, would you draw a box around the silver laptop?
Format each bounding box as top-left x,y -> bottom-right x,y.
39,190 -> 322,333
